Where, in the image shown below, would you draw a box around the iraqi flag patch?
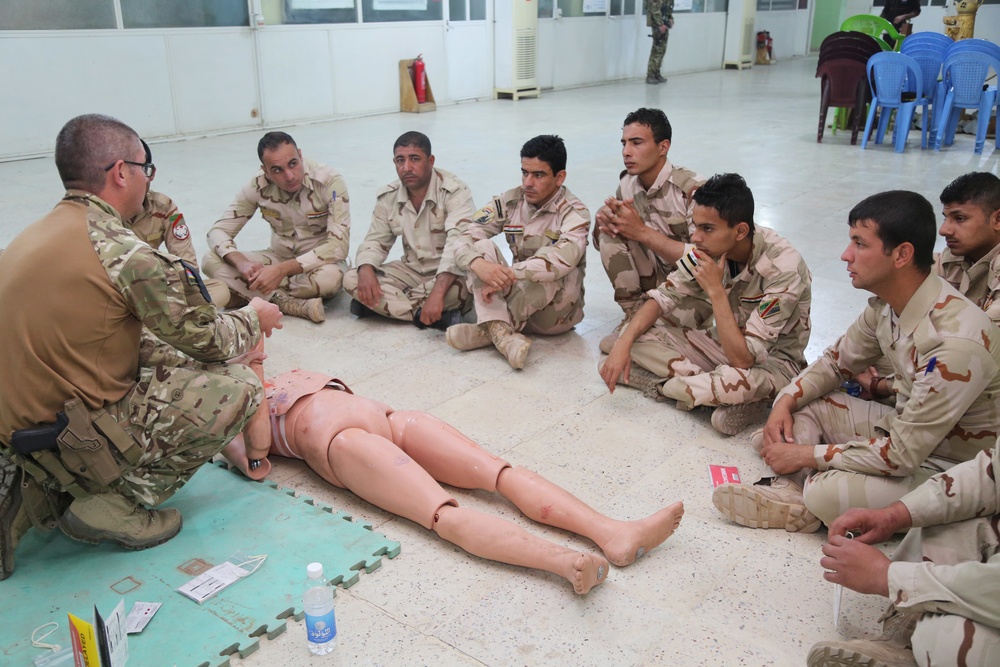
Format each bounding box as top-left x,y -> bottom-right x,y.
757,298 -> 781,319
170,214 -> 190,240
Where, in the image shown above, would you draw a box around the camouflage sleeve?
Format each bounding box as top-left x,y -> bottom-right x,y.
207,178 -> 259,258
648,0 -> 664,26
138,328 -> 195,368
451,197 -> 505,271
437,183 -> 475,276
665,0 -> 673,22
118,245 -> 261,363
888,554 -> 1000,627
355,195 -> 397,269
160,207 -> 200,267
816,339 -> 1000,477
777,302 -> 884,408
742,265 -> 811,364
296,173 -> 351,270
903,446 -> 998,527
984,258 -> 1000,327
510,209 -> 589,282
646,254 -> 716,329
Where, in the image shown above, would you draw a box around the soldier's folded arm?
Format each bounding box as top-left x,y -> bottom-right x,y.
510,222 -> 587,282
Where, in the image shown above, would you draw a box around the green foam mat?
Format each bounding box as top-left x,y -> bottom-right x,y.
1,462 -> 400,666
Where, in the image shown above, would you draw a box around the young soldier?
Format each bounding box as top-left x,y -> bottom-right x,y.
714,190 -> 1000,533
203,131 -> 350,323
599,173 -> 812,436
445,135 -> 590,370
343,131 -> 474,330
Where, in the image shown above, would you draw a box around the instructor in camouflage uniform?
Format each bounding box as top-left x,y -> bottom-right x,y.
595,108 -> 705,354
645,0 -> 673,84
713,190 -> 1000,535
599,173 -> 812,436
445,135 -> 590,370
810,443 -> 999,666
203,131 -> 350,323
0,114 -> 281,581
343,131 -> 474,330
127,140 -> 230,307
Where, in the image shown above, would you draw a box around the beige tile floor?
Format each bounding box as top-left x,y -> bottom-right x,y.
2,56 -> 997,666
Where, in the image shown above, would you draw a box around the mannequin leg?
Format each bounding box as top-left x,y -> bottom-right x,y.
388,410 -> 684,566
326,428 -> 608,593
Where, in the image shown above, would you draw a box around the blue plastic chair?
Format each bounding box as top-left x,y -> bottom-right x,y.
900,31 -> 952,55
902,49 -> 945,144
862,52 -> 927,152
934,50 -> 1000,153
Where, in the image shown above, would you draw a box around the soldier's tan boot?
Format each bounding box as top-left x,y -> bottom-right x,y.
59,492 -> 182,550
712,477 -> 821,533
484,321 -> 532,370
270,290 -> 325,323
807,639 -> 917,667
1,456 -> 30,581
711,402 -> 771,436
446,323 -> 493,351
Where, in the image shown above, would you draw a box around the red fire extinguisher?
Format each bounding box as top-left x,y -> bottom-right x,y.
413,54 -> 427,104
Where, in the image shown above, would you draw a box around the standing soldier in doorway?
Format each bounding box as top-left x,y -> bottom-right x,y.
646,0 -> 674,84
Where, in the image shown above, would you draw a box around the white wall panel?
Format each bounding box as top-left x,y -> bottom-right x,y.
753,10 -> 811,60
537,19 -> 556,89
652,13 -> 727,74
0,33 -> 176,157
166,31 -> 259,134
605,14 -> 640,80
258,28 -> 336,123
553,18 -> 607,88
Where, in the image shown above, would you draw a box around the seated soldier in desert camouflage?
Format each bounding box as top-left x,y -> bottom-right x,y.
343,131 -> 474,330
714,190 -> 1000,535
444,135 -> 590,370
126,140 -> 229,307
599,173 -> 812,437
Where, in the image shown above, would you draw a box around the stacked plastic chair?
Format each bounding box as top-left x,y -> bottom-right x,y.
861,52 -> 928,152
841,14 -> 904,51
934,39 -> 1000,153
817,32 -> 883,144
899,32 -> 950,145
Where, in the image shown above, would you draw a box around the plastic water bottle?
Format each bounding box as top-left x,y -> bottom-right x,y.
840,379 -> 862,398
303,562 -> 337,655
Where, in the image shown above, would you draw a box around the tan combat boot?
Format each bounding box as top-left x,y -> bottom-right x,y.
0,455 -> 31,580
484,320 -> 532,370
712,476 -> 821,533
59,492 -> 182,550
446,323 -> 493,351
807,639 -> 916,667
270,290 -> 325,323
711,402 -> 771,436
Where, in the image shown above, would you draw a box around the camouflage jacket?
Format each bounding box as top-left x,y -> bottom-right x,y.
128,190 -> 198,266
208,158 -> 350,271
646,0 -> 674,28
889,445 -> 1000,625
646,226 -> 812,368
616,159 -> 703,246
450,185 -> 590,283
777,274 -> 1000,476
356,168 -> 474,278
934,244 -> 1000,326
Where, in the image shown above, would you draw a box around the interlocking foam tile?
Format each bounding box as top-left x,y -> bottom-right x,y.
1,462 -> 400,666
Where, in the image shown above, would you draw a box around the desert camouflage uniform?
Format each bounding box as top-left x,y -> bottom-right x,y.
597,160 -> 704,314
343,169 -> 474,320
629,226 -> 811,408
450,186 -> 590,334
646,0 -> 674,79
766,274 -> 1000,524
128,189 -> 230,306
935,244 -> 1000,325
0,193 -> 263,509
887,444 -> 1000,664
202,158 -> 350,302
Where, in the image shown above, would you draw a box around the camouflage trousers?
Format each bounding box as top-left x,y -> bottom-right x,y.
750,393 -> 943,525
647,31 -> 669,78
106,358 -> 261,507
598,231 -> 672,315
895,516 -> 1000,664
342,261 -> 470,321
467,240 -> 584,334
202,248 -> 345,303
630,323 -> 796,408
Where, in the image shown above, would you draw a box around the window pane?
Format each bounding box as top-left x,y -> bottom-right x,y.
122,0 -> 249,27
610,0 -> 622,16
624,0 -> 635,13
470,0 -> 486,20
558,0 -> 604,17
361,0 -> 443,22
450,0 -> 466,20
0,0 -> 115,29
538,0 -> 554,18
769,0 -> 796,9
281,0 -> 358,24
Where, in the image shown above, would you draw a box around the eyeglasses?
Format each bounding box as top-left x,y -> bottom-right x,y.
104,160 -> 156,179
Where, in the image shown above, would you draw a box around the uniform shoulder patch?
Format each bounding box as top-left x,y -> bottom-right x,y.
757,298 -> 781,319
472,205 -> 495,225
170,214 -> 190,240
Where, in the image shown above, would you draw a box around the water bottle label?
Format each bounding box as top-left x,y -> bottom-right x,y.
305,610 -> 337,644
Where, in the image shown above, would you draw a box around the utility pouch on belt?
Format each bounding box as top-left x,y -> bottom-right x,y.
56,398 -> 140,487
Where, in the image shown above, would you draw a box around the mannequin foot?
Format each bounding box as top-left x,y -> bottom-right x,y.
600,501 -> 684,567
564,552 -> 608,594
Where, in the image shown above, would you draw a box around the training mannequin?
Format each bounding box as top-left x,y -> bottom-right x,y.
223,367 -> 684,594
